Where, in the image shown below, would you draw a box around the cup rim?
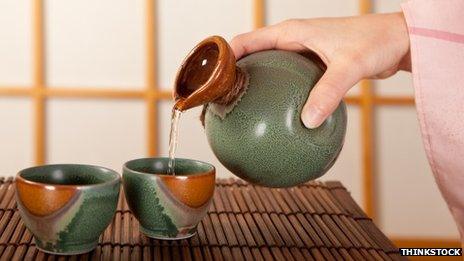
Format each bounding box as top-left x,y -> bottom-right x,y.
16,164 -> 120,190
123,157 -> 215,178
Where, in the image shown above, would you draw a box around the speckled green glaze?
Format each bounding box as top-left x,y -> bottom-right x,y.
15,164 -> 120,255
205,50 -> 347,187
123,158 -> 215,240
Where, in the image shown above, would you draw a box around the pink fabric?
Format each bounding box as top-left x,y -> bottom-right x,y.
401,0 -> 464,241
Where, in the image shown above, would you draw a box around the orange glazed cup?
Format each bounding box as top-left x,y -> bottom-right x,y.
122,157 -> 215,240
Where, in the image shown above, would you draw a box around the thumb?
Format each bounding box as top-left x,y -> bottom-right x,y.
301,62 -> 361,128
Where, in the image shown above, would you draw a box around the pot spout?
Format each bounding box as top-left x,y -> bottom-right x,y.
173,36 -> 237,111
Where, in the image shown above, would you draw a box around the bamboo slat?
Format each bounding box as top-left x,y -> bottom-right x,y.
0,178 -> 404,260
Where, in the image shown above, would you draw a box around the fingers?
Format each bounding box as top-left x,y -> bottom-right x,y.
231,19 -> 363,128
301,62 -> 361,128
230,20 -> 306,59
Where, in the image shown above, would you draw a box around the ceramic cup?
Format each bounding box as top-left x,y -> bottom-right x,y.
123,157 -> 215,240
15,164 -> 120,255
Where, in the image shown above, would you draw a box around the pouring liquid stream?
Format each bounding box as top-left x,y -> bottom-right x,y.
167,108 -> 182,175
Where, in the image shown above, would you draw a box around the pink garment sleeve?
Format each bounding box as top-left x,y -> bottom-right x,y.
401,0 -> 464,241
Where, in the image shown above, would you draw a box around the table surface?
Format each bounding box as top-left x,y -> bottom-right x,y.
0,177 -> 404,261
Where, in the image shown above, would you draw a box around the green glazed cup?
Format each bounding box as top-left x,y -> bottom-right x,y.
15,164 -> 120,255
123,157 -> 215,240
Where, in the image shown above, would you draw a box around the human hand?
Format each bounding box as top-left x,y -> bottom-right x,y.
230,12 -> 410,128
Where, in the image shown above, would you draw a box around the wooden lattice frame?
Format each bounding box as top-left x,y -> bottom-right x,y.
0,0 -> 457,248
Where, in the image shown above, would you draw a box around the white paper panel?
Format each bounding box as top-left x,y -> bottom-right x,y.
0,98 -> 33,176
372,0 -> 413,96
346,85 -> 361,96
377,107 -> 459,238
266,0 -> 360,96
266,0 -> 358,23
0,0 -> 32,86
45,0 -> 145,88
321,106 -> 363,206
47,100 -> 145,172
373,0 -> 403,13
159,102 -> 233,179
158,0 -> 253,90
374,71 -> 413,96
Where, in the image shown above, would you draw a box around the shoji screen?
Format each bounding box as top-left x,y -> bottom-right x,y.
0,0 -> 459,247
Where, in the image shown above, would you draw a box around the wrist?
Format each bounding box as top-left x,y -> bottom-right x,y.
399,50 -> 411,72
396,11 -> 412,72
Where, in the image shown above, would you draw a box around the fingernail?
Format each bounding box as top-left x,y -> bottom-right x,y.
302,105 -> 323,129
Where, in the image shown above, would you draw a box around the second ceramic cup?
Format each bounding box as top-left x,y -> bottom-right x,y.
123,157 -> 215,240
15,164 -> 120,255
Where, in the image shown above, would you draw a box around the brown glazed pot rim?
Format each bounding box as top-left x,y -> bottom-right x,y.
123,157 -> 215,179
175,37 -> 223,96
173,35 -> 236,111
16,164 -> 121,190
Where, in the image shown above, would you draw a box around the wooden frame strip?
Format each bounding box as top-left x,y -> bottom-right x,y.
360,80 -> 375,218
33,0 -> 46,165
373,96 -> 414,106
392,238 -> 461,248
145,0 -> 159,157
253,0 -> 265,29
43,88 -> 145,99
359,0 -> 376,219
0,88 -> 33,96
0,87 -> 173,99
0,86 -> 412,105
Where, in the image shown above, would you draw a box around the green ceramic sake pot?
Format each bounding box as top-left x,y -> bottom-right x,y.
175,36 -> 347,188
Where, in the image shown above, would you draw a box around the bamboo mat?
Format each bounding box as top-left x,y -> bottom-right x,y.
0,177 -> 404,261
